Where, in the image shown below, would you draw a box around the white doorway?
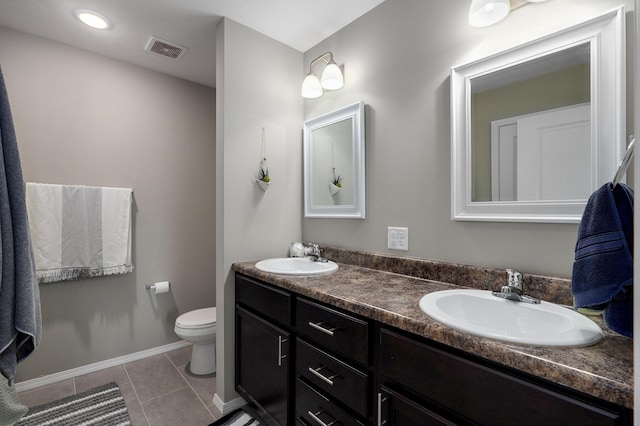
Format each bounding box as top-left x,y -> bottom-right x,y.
491,103 -> 591,201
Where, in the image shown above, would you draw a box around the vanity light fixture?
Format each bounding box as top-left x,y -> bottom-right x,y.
468,0 -> 511,27
73,9 -> 112,30
301,52 -> 344,99
468,0 -> 548,28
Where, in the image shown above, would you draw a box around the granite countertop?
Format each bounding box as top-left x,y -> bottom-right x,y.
232,255 -> 633,409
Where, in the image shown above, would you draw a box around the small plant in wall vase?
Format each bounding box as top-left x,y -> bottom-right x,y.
257,163 -> 270,191
256,127 -> 270,191
330,174 -> 342,195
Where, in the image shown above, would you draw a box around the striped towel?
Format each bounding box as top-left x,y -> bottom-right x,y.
25,183 -> 133,283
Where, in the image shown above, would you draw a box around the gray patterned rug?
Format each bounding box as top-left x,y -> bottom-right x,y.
209,407 -> 262,426
16,382 -> 131,426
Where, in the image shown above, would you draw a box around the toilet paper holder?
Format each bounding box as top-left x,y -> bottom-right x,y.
145,281 -> 171,291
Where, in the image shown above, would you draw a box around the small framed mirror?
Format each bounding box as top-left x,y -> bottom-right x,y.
451,6 -> 625,223
304,101 -> 366,218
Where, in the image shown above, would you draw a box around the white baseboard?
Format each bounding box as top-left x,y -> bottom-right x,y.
15,340 -> 191,393
213,393 -> 246,415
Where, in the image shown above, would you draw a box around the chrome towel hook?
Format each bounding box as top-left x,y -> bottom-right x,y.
612,136 -> 635,188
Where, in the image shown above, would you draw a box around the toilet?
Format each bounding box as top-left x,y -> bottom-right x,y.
174,307 -> 217,375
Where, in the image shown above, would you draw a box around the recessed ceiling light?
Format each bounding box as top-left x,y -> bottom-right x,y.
73,9 -> 112,30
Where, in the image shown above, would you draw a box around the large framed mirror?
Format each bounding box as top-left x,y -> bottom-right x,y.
304,101 -> 365,218
451,6 -> 625,223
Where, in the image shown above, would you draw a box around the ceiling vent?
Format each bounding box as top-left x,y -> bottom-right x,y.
145,37 -> 187,60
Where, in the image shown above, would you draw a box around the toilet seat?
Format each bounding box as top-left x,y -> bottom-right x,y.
176,307 -> 217,329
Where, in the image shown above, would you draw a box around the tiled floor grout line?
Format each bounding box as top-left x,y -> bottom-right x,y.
167,354 -> 217,418
122,362 -> 151,425
139,383 -> 192,405
169,353 -> 220,422
184,371 -> 217,419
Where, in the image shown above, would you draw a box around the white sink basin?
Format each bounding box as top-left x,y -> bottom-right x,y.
419,289 -> 603,347
255,257 -> 338,275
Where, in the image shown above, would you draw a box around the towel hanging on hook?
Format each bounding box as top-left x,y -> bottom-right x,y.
612,137 -> 635,188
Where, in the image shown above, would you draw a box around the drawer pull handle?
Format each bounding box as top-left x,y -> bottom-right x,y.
377,392 -> 389,426
308,409 -> 336,426
278,336 -> 287,367
308,321 -> 337,336
308,366 -> 338,385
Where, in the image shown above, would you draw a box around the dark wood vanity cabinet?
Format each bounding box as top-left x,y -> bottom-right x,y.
377,327 -> 632,426
236,275 -> 293,425
235,273 -> 632,426
235,273 -> 372,426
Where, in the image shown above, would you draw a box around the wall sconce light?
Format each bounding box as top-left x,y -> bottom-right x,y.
301,52 -> 344,99
468,0 -> 547,28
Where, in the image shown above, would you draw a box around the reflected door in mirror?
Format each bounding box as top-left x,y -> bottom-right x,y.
491,104 -> 591,202
311,118 -> 354,206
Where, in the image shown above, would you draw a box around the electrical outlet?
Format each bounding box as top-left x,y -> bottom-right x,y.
388,227 -> 409,251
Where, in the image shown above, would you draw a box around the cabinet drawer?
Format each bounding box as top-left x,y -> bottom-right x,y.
296,378 -> 365,426
379,385 -> 456,426
296,298 -> 368,366
296,338 -> 369,418
379,328 -> 622,426
236,274 -> 292,327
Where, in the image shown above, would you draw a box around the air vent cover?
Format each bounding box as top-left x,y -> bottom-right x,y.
145,37 -> 187,60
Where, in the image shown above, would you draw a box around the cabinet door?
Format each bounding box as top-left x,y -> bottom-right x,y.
237,306 -> 290,425
379,328 -> 624,426
378,386 -> 456,426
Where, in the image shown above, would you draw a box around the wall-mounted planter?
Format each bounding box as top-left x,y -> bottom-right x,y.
257,180 -> 270,191
329,183 -> 341,195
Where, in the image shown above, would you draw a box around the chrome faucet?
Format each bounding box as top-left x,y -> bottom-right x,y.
306,243 -> 328,263
492,269 -> 540,304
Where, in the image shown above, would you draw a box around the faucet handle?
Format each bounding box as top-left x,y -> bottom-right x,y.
305,243 -> 321,257
506,269 -> 523,290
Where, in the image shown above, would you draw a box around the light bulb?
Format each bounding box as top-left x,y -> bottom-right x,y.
301,74 -> 323,99
468,0 -> 510,27
320,63 -> 344,91
73,9 -> 112,30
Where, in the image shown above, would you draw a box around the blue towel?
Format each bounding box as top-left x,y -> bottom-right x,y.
0,67 -> 41,385
571,182 -> 633,337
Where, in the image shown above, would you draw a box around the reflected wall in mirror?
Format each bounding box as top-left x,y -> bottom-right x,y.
451,6 -> 625,223
304,101 -> 365,218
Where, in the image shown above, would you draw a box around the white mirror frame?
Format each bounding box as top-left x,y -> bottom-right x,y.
451,6 -> 625,223
304,101 -> 366,218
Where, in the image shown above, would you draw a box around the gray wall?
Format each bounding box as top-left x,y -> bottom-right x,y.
0,26 -> 217,382
215,19 -> 303,405
302,0 -> 635,278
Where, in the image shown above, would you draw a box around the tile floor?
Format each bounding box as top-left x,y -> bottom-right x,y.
17,345 -> 222,426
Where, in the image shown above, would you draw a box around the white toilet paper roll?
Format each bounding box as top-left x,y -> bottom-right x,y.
153,281 -> 170,294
